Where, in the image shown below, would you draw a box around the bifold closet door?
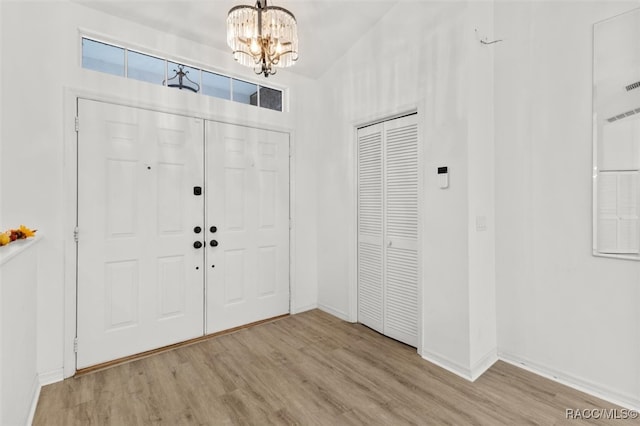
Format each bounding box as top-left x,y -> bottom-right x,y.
357,114 -> 419,347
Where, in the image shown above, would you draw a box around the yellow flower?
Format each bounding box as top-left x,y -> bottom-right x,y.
18,225 -> 36,238
0,232 -> 10,246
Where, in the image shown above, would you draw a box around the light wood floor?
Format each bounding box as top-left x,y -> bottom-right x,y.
34,310 -> 637,425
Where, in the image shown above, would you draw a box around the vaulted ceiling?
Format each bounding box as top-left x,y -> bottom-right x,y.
72,0 -> 399,79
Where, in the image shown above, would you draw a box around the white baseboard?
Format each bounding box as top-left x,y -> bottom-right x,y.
38,368 -> 64,386
470,348 -> 499,381
26,374 -> 41,426
499,352 -> 640,411
317,303 -> 350,322
421,348 -> 498,382
291,303 -> 318,315
421,349 -> 474,381
27,369 -> 64,425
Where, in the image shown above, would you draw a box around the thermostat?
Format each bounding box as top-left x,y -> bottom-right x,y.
438,166 -> 449,189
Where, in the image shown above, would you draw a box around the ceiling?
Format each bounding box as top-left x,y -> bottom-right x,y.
72,0 -> 399,79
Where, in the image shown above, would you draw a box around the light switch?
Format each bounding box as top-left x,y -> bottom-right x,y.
476,216 -> 487,232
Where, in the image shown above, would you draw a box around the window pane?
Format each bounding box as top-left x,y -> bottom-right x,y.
82,38 -> 124,77
166,62 -> 200,93
127,51 -> 165,85
202,71 -> 231,100
259,86 -> 283,111
232,79 -> 258,105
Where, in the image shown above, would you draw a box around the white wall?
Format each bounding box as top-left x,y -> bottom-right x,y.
315,1 -> 497,378
494,1 -> 640,408
0,0 -> 318,379
0,241 -> 39,426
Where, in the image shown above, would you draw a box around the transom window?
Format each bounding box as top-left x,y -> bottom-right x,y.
81,37 -> 284,112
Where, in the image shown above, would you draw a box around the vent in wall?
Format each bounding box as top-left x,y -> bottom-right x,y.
626,81 -> 640,92
606,107 -> 640,123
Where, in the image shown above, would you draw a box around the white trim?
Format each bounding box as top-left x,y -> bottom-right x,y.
421,350 -> 475,381
288,130 -> 296,318
64,86 -> 296,378
291,303 -> 318,315
348,123 -> 358,323
0,236 -> 41,266
38,369 -> 65,387
470,348 -> 499,381
63,89 -> 78,379
26,369 -> 65,425
499,352 -> 640,412
26,374 -> 41,426
317,304 -> 351,322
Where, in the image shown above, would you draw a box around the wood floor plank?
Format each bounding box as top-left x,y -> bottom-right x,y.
34,310 -> 639,425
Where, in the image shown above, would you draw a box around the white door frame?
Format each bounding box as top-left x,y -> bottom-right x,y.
349,102 -> 425,355
62,87 -> 296,378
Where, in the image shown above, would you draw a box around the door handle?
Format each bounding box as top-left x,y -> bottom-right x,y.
194,226 -> 202,234
210,226 -> 217,233
210,240 -> 218,247
193,241 -> 203,249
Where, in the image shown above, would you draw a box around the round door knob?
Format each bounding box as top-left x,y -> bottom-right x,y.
210,226 -> 217,233
194,226 -> 202,234
210,240 -> 218,247
193,241 -> 203,249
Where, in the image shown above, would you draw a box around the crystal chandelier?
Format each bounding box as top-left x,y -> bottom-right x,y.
227,0 -> 298,77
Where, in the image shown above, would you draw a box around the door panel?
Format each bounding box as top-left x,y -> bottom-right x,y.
77,100 -> 205,369
357,123 -> 385,333
383,116 -> 419,347
206,121 -> 290,334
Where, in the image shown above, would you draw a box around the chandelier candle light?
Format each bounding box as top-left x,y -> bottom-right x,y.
227,0 -> 298,77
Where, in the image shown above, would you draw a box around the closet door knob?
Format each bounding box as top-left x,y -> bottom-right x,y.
193,241 -> 203,249
210,226 -> 217,233
210,240 -> 218,247
194,226 -> 202,234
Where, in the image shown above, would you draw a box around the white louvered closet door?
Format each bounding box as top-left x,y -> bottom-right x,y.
357,123 -> 385,333
357,114 -> 419,348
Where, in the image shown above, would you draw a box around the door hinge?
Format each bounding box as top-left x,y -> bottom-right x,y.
73,227 -> 79,242
75,116 -> 79,132
73,337 -> 78,353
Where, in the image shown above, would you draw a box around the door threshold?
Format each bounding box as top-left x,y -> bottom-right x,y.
75,313 -> 290,377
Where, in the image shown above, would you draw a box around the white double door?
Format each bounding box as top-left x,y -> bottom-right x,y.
76,100 -> 289,369
357,114 -> 419,347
